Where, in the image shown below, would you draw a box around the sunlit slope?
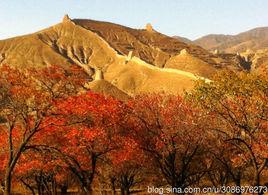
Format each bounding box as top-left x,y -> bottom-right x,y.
0,20 -> 117,72
165,49 -> 217,78
104,55 -> 208,95
0,17 -> 202,95
0,34 -> 70,68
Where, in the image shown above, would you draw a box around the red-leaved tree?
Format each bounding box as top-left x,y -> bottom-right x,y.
0,64 -> 87,195
128,94 -> 209,193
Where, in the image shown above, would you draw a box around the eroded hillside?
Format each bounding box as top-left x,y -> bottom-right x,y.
73,19 -> 220,68
0,15 -> 250,96
0,16 -> 209,96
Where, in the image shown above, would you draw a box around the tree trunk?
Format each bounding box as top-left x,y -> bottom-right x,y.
120,185 -> 131,195
3,170 -> 11,195
234,179 -> 241,195
82,185 -> 89,194
60,185 -> 68,194
51,177 -> 57,195
126,188 -> 131,195
254,172 -> 262,195
112,187 -> 116,195
81,182 -> 93,195
3,127 -> 37,195
20,179 -> 35,195
120,187 -> 126,195
111,178 -> 116,195
254,173 -> 260,186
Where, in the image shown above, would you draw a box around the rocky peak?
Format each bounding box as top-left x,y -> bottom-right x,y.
180,49 -> 189,55
145,23 -> 154,32
62,14 -> 71,23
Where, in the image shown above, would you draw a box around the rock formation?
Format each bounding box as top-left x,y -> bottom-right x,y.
146,23 -> 154,32
180,49 -> 188,55
125,50 -> 133,63
213,49 -> 219,55
94,68 -> 104,80
62,14 -> 71,23
0,53 -> 5,63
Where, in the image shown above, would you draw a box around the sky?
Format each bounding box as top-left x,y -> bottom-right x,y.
0,0 -> 268,40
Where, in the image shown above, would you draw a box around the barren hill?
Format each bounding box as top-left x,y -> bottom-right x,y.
73,19 -> 222,69
0,15 -> 250,96
73,19 -> 250,75
194,27 -> 268,53
0,16 -> 209,96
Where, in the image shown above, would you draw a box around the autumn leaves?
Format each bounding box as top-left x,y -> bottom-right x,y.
1,65 -> 268,194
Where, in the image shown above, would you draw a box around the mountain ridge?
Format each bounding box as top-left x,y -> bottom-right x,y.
0,15 -> 253,96
194,26 -> 268,53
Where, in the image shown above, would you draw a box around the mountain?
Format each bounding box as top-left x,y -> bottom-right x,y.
72,19 -> 221,69
0,15 -> 250,96
194,27 -> 268,53
172,36 -> 193,44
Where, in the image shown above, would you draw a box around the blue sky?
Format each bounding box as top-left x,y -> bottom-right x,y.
0,0 -> 268,40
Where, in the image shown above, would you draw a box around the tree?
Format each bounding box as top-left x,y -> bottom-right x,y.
0,64 -> 87,195
38,92 -> 126,193
102,137 -> 146,195
190,70 -> 268,189
15,151 -> 60,195
128,94 -> 209,193
206,133 -> 250,193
